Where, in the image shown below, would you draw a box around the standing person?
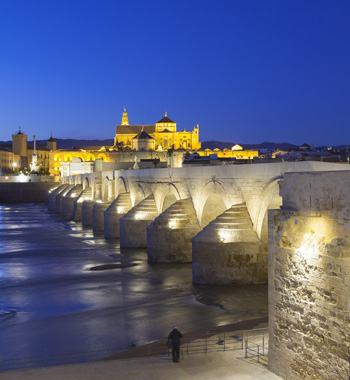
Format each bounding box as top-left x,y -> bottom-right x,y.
168,326 -> 183,362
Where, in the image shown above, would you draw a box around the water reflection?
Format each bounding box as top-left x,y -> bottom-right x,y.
0,204 -> 268,361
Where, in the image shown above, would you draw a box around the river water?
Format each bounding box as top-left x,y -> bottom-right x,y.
0,204 -> 268,360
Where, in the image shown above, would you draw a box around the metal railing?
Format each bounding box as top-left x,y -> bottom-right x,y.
0,327 -> 268,372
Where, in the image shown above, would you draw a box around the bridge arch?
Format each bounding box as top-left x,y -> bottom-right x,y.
82,177 -> 90,190
101,177 -> 111,201
117,176 -> 128,195
254,177 -> 283,240
198,180 -> 230,228
161,183 -> 181,212
132,184 -> 146,206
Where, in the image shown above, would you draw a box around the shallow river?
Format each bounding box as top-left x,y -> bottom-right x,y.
0,204 -> 267,360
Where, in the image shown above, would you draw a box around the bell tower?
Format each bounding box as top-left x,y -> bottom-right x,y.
121,107 -> 129,126
12,126 -> 27,157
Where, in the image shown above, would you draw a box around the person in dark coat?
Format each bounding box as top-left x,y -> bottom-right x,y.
168,326 -> 183,362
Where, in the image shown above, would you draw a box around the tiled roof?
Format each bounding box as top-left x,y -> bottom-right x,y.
156,116 -> 175,124
116,125 -> 155,134
133,131 -> 154,140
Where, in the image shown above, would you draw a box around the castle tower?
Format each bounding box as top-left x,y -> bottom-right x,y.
47,133 -> 57,151
12,127 -> 27,157
121,107 -> 129,126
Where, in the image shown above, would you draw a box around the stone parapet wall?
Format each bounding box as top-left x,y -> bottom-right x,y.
268,171 -> 350,380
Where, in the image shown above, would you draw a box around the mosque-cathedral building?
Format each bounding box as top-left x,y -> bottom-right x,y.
0,109 -> 258,177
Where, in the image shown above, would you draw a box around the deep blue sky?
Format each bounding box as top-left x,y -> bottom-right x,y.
1,1 -> 349,146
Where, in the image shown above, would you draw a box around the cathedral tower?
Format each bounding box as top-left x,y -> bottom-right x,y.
121,107 -> 129,125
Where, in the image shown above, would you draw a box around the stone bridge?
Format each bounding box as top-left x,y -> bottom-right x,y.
47,161 -> 346,286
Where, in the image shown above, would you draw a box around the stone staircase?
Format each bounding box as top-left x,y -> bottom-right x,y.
195,203 -> 260,243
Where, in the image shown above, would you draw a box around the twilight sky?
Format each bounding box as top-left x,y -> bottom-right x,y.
0,0 -> 349,146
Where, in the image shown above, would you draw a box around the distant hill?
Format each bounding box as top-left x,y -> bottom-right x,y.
201,141 -> 299,151
0,138 -> 115,150
0,138 -> 347,151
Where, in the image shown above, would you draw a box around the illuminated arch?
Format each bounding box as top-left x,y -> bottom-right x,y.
254,178 -> 283,240
132,184 -> 145,207
75,153 -> 85,161
97,153 -> 107,162
198,180 -> 229,228
64,154 -> 73,162
54,154 -> 62,162
82,177 -> 90,189
160,183 -> 181,212
54,162 -> 61,172
86,153 -> 95,162
117,176 -> 128,194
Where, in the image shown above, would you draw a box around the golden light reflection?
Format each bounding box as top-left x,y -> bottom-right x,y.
168,220 -> 177,229
135,212 -> 145,220
117,206 -> 125,214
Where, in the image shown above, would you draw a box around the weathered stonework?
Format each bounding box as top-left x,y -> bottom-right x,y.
104,193 -> 132,239
120,195 -> 158,248
92,201 -> 111,233
61,184 -> 83,220
147,198 -> 201,263
192,203 -> 267,285
82,199 -> 96,226
269,171 -> 350,380
55,185 -> 74,213
48,184 -> 68,211
72,187 -> 92,221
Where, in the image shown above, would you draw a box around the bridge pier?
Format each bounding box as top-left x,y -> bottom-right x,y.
147,198 -> 200,263
104,193 -> 132,238
82,199 -> 96,226
55,185 -> 74,214
92,201 -> 111,233
45,185 -> 59,205
48,185 -> 68,211
120,195 -> 158,248
61,185 -> 83,220
192,203 -> 267,285
72,187 -> 93,221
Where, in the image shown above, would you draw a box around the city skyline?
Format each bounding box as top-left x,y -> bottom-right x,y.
1,0 -> 349,146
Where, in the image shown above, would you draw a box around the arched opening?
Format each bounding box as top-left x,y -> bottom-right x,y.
75,153 -> 85,161
260,197 -> 282,242
54,154 -> 62,162
133,185 -> 145,206
64,154 -> 73,162
102,178 -> 109,201
83,177 -> 89,190
97,153 -> 107,162
201,194 -> 227,228
162,193 -> 177,212
86,154 -> 95,162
